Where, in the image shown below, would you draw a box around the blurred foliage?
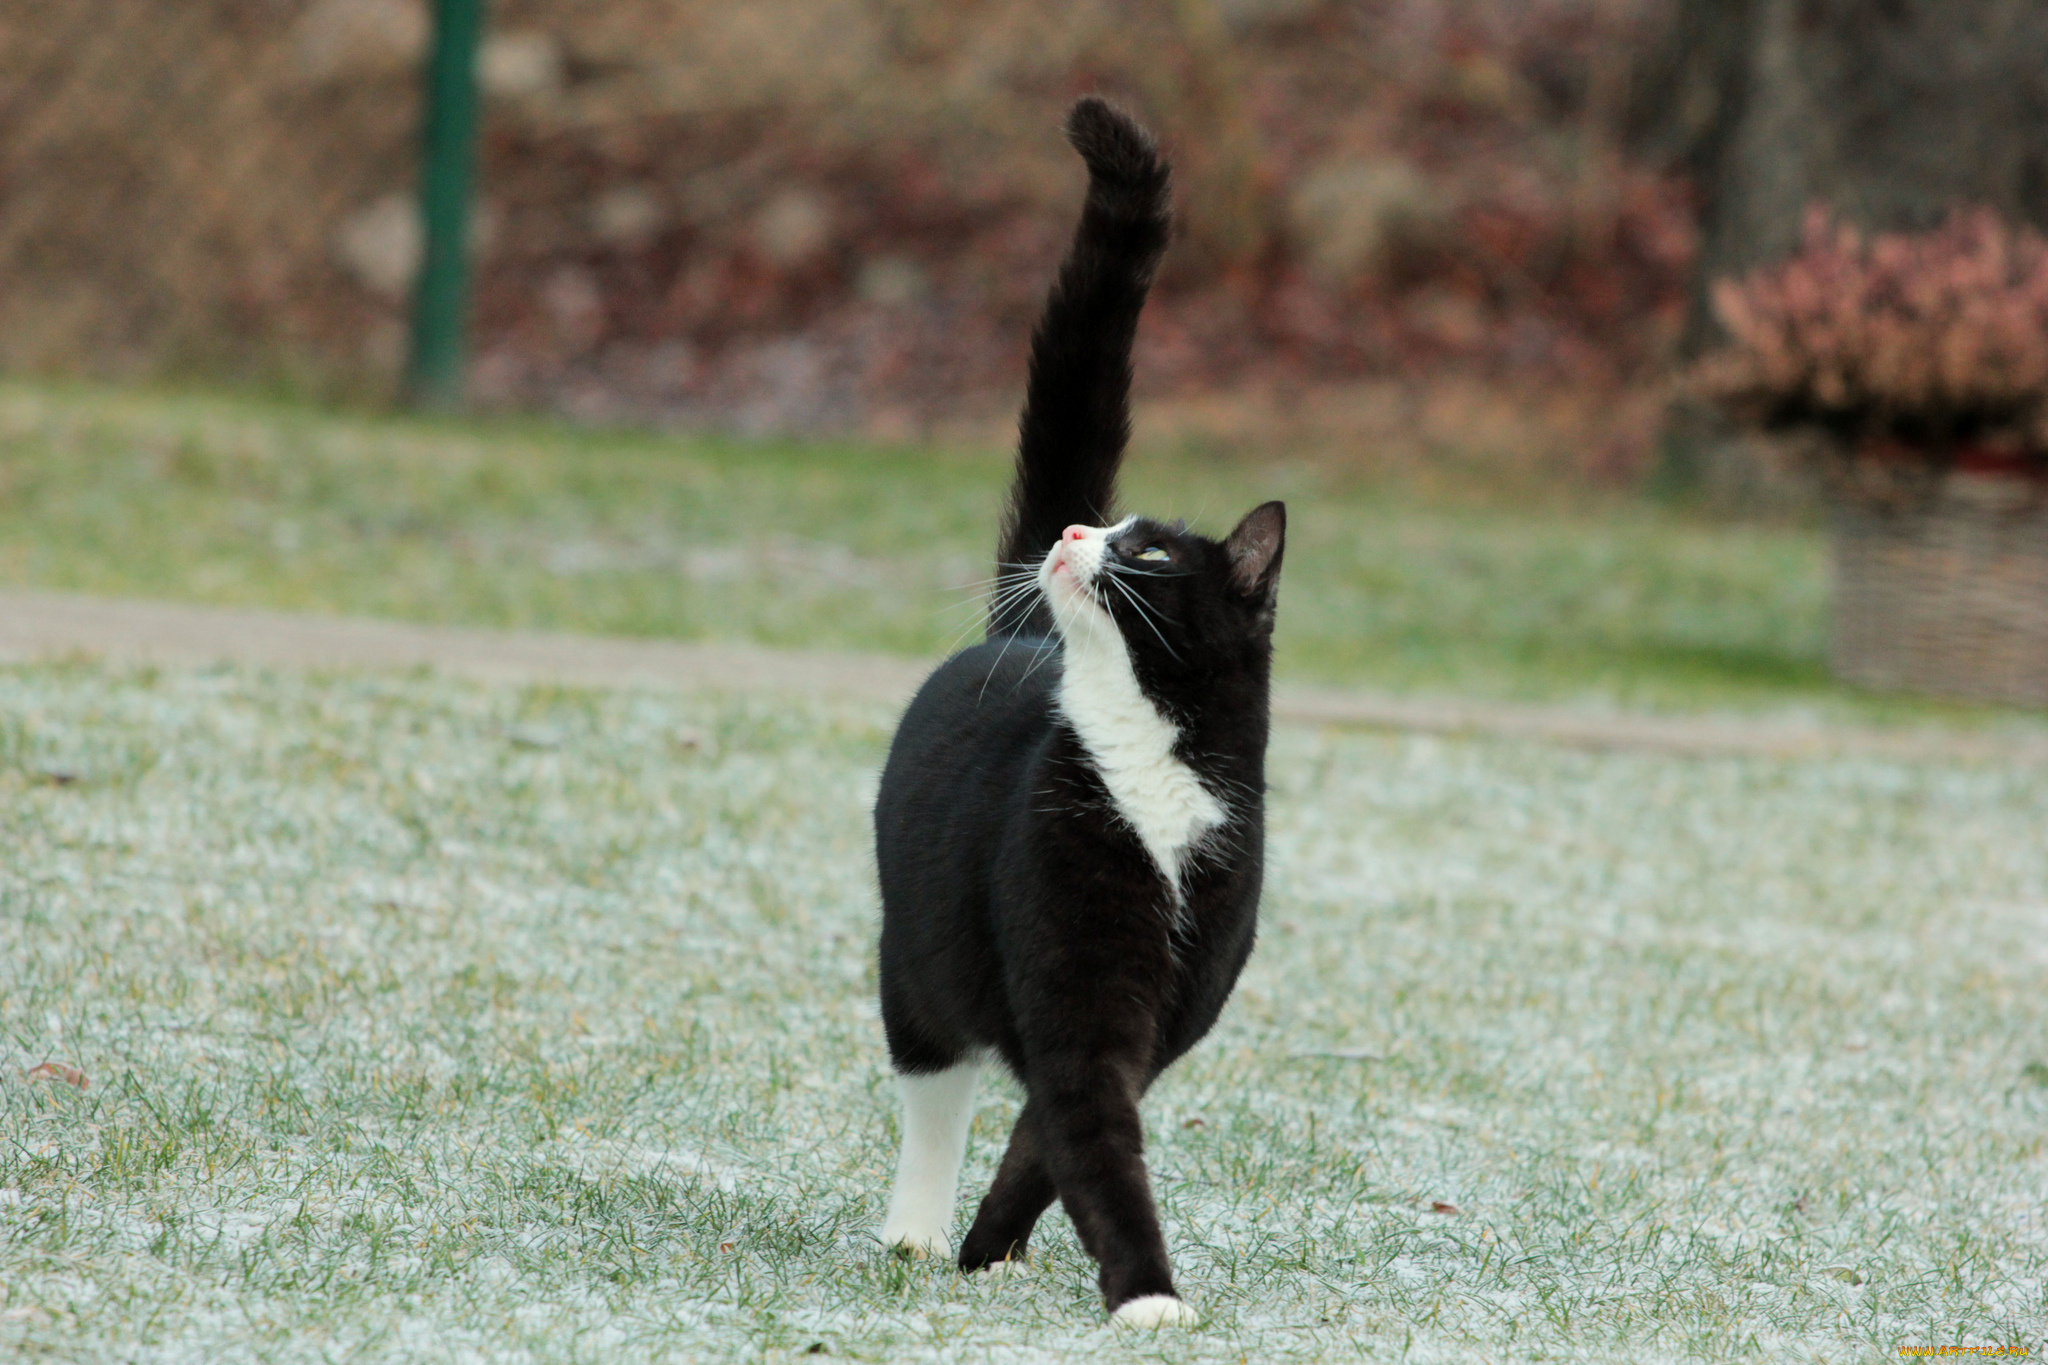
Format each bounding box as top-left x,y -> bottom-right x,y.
1705,207 -> 2048,451
3,0 -> 1692,472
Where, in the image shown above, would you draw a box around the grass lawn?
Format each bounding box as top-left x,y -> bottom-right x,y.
0,380 -> 1849,714
4,662 -> 2044,1361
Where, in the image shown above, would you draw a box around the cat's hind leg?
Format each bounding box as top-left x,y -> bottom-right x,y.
958,1098 -> 1057,1273
880,1060 -> 981,1258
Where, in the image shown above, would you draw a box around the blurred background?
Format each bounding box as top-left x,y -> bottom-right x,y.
6,0 -> 2048,711
9,1 -> 1704,462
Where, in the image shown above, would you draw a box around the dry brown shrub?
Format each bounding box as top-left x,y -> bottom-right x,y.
0,0 -> 419,384
1702,207 -> 2048,451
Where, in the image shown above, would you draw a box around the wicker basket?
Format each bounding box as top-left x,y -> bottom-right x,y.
1831,468 -> 2048,707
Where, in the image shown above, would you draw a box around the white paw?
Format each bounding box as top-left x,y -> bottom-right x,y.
1111,1294 -> 1199,1328
882,1227 -> 950,1260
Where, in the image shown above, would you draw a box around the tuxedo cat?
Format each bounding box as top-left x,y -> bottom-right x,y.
873,96 -> 1284,1327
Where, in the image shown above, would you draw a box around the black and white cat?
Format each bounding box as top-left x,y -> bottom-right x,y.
873,96 -> 1284,1327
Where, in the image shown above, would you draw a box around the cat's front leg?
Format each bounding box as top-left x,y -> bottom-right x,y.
1031,1064 -> 1197,1324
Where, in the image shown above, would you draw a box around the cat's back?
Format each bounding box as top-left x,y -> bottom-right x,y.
875,637 -> 1062,914
882,637 -> 1060,789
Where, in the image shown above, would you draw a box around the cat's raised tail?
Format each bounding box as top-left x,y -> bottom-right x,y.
991,96 -> 1172,640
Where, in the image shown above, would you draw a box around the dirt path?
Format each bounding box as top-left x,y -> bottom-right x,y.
5,587 -> 2044,763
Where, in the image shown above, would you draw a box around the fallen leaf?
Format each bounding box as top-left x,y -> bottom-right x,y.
1820,1266 -> 1864,1285
1429,1201 -> 1462,1216
718,1240 -> 736,1253
1181,1118 -> 1206,1129
26,1062 -> 87,1089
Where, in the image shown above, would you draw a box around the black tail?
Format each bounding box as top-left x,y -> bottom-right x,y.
991,96 -> 1172,639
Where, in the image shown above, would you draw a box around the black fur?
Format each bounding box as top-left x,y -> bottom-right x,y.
993,96 -> 1173,640
874,96 -> 1285,1318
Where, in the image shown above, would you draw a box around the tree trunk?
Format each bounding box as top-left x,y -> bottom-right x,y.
1635,0 -> 2048,349
1630,0 -> 2048,503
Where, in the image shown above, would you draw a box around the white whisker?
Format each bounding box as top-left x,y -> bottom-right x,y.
1100,572 -> 1180,662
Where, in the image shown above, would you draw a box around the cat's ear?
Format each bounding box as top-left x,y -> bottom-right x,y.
1224,501 -> 1285,605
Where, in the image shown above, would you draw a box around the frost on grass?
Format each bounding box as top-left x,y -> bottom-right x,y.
2,662 -> 2045,1363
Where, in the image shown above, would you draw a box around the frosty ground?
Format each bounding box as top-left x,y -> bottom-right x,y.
3,662 -> 2044,1363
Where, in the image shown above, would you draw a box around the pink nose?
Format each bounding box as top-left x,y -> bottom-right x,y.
1063,525 -> 1088,543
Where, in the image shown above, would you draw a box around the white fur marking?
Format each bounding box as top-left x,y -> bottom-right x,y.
1041,521 -> 1226,895
1112,1294 -> 1200,1328
880,1061 -> 980,1257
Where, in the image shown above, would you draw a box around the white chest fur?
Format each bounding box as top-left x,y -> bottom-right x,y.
1055,622 -> 1226,896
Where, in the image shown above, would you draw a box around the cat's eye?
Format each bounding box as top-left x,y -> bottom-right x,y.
1135,546 -> 1170,562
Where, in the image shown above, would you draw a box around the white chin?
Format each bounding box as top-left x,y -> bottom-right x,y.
1052,578 -> 1106,623
1111,1295 -> 1199,1328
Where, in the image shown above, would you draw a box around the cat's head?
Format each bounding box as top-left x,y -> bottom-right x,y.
1035,502 -> 1286,690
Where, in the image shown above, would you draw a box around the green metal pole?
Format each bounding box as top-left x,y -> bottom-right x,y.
407,0 -> 486,409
